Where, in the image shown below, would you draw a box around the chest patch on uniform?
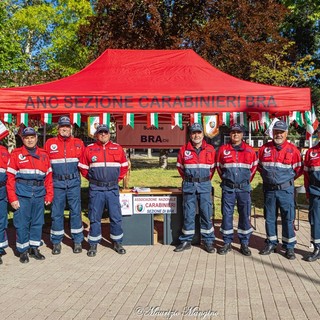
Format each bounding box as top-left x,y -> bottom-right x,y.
91,156 -> 97,162
310,151 -> 318,158
50,144 -> 58,151
18,154 -> 26,161
264,147 -> 271,157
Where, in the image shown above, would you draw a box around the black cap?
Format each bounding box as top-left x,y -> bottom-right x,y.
95,124 -> 110,134
21,127 -> 37,136
273,120 -> 288,131
189,123 -> 203,132
58,116 -> 71,126
230,123 -> 244,132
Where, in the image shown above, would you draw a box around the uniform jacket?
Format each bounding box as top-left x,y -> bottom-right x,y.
216,141 -> 258,192
258,140 -> 302,186
0,145 -> 9,200
304,142 -> 320,197
177,140 -> 215,193
44,135 -> 84,188
7,146 -> 54,203
78,140 -> 128,191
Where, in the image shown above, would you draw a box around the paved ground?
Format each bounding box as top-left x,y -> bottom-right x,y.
0,215 -> 319,320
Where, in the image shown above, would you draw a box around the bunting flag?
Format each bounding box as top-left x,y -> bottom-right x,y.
222,112 -> 230,126
147,113 -> 158,128
71,113 -> 81,126
18,113 -> 28,126
290,111 -> 304,127
0,120 -> 9,140
123,113 -> 134,128
171,113 -> 182,129
265,117 -> 280,138
305,106 -> 319,139
100,113 -> 111,127
259,112 -> 270,129
41,113 -> 52,124
232,112 -> 248,128
190,113 -> 201,124
1,113 -> 12,124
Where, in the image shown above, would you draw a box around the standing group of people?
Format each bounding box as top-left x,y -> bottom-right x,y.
175,120 -> 320,262
0,116 -> 128,264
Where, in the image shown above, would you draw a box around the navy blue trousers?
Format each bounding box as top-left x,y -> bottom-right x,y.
309,194 -> 320,248
0,197 -> 8,253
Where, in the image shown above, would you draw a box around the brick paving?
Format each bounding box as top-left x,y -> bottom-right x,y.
0,216 -> 319,320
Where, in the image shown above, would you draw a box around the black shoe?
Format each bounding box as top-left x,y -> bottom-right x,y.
259,244 -> 277,255
285,248 -> 296,260
240,244 -> 252,256
19,251 -> 29,264
29,248 -> 45,260
73,243 -> 82,254
218,243 -> 232,255
0,255 -> 2,265
204,242 -> 215,253
87,244 -> 97,257
305,247 -> 320,262
52,243 -> 61,255
174,242 -> 191,252
113,243 -> 126,254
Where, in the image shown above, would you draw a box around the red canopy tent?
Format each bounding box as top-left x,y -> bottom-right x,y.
0,49 -> 311,117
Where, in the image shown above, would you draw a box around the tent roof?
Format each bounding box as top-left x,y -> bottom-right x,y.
0,49 -> 311,115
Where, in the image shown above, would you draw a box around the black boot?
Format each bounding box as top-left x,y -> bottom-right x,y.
285,248 -> 296,260
204,242 -> 215,253
29,248 -> 45,260
259,243 -> 277,255
19,251 -> 29,264
52,243 -> 61,255
113,243 -> 126,254
174,241 -> 191,252
218,243 -> 232,255
240,244 -> 252,256
73,243 -> 82,254
305,247 -> 320,262
87,244 -> 97,257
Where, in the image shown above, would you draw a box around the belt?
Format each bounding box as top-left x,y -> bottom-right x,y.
53,173 -> 78,181
0,180 -> 6,187
16,179 -> 44,186
223,180 -> 249,189
264,180 -> 293,191
184,176 -> 210,183
89,179 -> 118,187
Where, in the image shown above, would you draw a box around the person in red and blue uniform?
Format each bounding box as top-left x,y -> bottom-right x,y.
7,127 -> 53,263
258,120 -> 303,260
79,124 -> 128,257
216,123 -> 258,256
0,144 -> 9,265
174,123 -> 216,253
303,126 -> 320,262
45,116 -> 85,255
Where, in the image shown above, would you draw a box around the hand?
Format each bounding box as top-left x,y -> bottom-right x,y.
45,201 -> 51,206
11,200 -> 20,210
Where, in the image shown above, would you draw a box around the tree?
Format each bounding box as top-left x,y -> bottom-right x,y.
79,0 -> 290,80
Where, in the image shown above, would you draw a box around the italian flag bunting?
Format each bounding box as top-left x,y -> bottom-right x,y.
123,113 -> 134,128
290,111 -> 304,127
18,113 -> 28,126
191,113 -> 201,124
222,112 -> 230,126
100,113 -> 111,127
171,113 -> 182,129
71,113 -> 81,127
1,113 -> 12,124
147,113 -> 158,128
0,120 -> 9,140
259,112 -> 270,129
232,112 -> 248,128
305,106 -> 319,139
41,113 -> 52,124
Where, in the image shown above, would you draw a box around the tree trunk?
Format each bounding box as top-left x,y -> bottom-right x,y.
159,149 -> 168,169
